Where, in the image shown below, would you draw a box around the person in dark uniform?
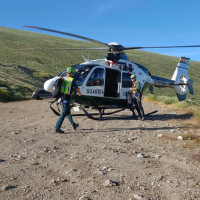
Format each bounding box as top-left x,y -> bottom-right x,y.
55,67 -> 81,133
129,74 -> 144,120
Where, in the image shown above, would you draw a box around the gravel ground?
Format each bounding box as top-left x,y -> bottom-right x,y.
0,99 -> 200,200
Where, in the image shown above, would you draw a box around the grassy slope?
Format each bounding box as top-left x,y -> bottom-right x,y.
0,26 -> 200,105
0,27 -> 105,100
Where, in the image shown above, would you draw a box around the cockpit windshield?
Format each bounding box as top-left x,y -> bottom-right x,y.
73,64 -> 98,86
56,69 -> 66,77
55,64 -> 99,86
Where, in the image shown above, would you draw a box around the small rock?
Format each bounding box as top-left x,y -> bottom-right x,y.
0,158 -> 5,162
100,167 -> 108,175
177,136 -> 183,140
1,185 -> 17,191
133,194 -> 144,199
123,138 -> 132,143
79,196 -> 90,200
51,179 -> 57,184
156,175 -> 164,181
11,131 -> 18,134
128,186 -> 134,190
137,153 -> 145,158
102,179 -> 119,187
43,147 -> 51,153
154,154 -> 162,159
58,189 -> 63,195
157,134 -> 163,138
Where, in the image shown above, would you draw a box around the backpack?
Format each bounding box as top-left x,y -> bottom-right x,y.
52,78 -> 63,99
49,78 -> 63,116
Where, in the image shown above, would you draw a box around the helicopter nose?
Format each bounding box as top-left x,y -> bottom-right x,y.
44,78 -> 57,92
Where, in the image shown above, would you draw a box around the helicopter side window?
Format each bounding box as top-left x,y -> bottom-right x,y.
122,73 -> 132,88
86,68 -> 104,87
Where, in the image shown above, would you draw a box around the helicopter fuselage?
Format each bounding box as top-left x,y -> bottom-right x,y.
44,58 -> 150,108
44,55 -> 193,108
76,60 -> 148,107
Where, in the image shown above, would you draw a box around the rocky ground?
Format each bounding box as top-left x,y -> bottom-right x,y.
0,99 -> 200,200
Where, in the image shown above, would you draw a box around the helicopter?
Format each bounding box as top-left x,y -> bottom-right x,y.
25,26 -> 196,120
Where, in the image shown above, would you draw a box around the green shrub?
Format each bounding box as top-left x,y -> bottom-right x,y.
144,95 -> 158,101
163,98 -> 177,105
182,133 -> 200,140
10,84 -> 32,96
0,88 -> 11,101
145,95 -> 178,105
33,71 -> 51,79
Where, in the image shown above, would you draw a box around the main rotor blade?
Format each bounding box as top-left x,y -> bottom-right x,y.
123,45 -> 200,50
23,26 -> 200,52
23,25 -> 110,47
15,47 -> 108,51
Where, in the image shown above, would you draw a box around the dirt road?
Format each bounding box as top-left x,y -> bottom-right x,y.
0,99 -> 200,200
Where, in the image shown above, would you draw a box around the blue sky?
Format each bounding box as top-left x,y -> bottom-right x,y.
1,0 -> 200,61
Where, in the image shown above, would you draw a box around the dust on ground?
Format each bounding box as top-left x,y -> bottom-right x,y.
0,99 -> 200,200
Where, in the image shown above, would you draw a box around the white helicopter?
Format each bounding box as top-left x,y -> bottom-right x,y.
25,26 -> 196,119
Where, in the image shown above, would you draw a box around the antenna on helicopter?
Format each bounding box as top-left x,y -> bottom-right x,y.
81,55 -> 91,62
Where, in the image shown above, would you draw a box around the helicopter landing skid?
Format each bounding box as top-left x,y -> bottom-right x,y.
80,106 -> 158,120
144,110 -> 158,116
81,106 -> 126,120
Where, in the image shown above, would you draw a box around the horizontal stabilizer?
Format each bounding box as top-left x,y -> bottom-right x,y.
187,79 -> 194,95
148,85 -> 154,94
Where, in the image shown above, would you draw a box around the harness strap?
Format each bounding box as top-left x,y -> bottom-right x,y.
49,100 -> 61,116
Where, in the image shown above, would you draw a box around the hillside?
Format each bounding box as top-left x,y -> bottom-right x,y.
0,26 -> 200,104
0,27 -> 105,101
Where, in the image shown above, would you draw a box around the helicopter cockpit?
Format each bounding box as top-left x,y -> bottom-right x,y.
73,64 -> 103,86
54,64 -> 104,86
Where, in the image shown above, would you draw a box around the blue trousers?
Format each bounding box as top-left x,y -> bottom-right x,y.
131,93 -> 144,118
55,103 -> 75,130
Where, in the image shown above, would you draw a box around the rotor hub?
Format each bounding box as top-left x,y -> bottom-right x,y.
108,43 -> 124,52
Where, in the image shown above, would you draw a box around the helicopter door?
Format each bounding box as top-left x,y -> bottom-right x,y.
104,68 -> 120,97
120,72 -> 132,99
84,67 -> 105,97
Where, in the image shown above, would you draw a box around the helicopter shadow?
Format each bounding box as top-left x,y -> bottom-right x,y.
78,112 -> 192,133
87,112 -> 193,121
80,125 -> 182,133
143,112 -> 193,121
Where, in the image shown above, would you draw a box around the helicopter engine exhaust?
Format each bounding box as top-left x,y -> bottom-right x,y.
171,57 -> 194,101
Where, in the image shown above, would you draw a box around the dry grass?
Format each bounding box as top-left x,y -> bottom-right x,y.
145,97 -> 200,128
180,132 -> 200,140
162,134 -> 177,141
158,129 -> 200,163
